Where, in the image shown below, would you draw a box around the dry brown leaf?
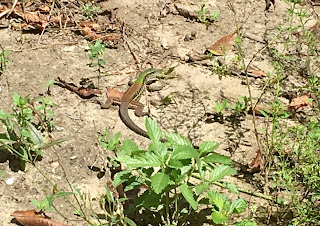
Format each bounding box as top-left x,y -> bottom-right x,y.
107,87 -> 124,99
23,12 -> 41,23
81,21 -> 101,31
55,77 -> 102,98
289,95 -> 312,111
50,15 -> 62,25
207,31 -> 237,56
39,5 -> 51,12
12,209 -> 68,226
248,69 -> 267,78
247,149 -> 262,173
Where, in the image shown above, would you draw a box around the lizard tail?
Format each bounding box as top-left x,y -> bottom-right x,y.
119,103 -> 150,139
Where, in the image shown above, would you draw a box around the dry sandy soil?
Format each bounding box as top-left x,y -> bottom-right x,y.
0,0 -> 319,225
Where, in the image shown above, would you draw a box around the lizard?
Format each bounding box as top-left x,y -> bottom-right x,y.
103,68 -> 164,139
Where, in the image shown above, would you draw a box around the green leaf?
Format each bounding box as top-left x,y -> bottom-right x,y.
165,132 -> 192,146
179,183 -> 198,210
118,139 -> 140,156
195,183 -> 210,195
203,152 -> 232,165
124,217 -> 137,226
149,142 -> 168,162
113,171 -> 131,187
118,152 -> 162,168
0,110 -> 12,119
211,210 -> 228,224
170,145 -> 199,161
104,186 -> 115,203
222,182 -> 239,194
209,165 -> 237,182
12,92 -> 21,106
146,117 -> 162,142
136,190 -> 162,209
151,172 -> 170,194
229,199 -> 247,214
207,190 -> 230,212
199,141 -> 219,155
26,121 -> 43,145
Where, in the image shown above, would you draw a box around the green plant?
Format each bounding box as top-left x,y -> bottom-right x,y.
87,40 -> 107,78
101,118 -> 248,225
0,45 -> 10,75
0,92 -> 61,170
228,96 -> 250,116
32,190 -> 74,212
82,3 -> 100,19
197,0 -> 220,27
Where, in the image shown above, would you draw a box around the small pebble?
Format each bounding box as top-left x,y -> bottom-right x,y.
6,177 -> 14,185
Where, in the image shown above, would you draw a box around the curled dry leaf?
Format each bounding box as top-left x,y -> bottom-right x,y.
207,31 -> 237,56
247,149 -> 262,173
12,209 -> 67,226
55,77 -> 102,98
289,95 -> 312,111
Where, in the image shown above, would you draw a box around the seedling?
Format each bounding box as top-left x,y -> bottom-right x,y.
87,39 -> 107,79
0,46 -> 10,75
197,0 -> 220,27
82,3 -> 100,19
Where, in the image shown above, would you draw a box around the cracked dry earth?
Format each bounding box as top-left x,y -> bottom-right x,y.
0,0 -> 317,225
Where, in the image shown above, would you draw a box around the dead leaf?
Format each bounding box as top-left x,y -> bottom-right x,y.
289,95 -> 312,111
247,149 -> 262,173
39,5 -> 51,12
248,69 -> 267,78
207,32 -> 237,56
12,209 -> 68,226
50,15 -> 62,25
23,12 -> 41,23
107,87 -> 124,99
55,77 -> 102,98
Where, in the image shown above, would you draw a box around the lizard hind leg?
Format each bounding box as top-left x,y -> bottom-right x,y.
134,103 -> 149,117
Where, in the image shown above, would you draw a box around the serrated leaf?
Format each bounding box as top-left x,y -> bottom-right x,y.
170,145 -> 199,161
199,141 -> 219,155
211,210 -> 228,224
113,171 -> 131,187
146,117 -> 162,142
165,132 -> 192,146
179,183 -> 198,210
207,190 -> 230,212
223,182 -> 239,194
149,142 -> 168,162
195,183 -> 210,195
209,165 -> 237,182
123,152 -> 162,168
229,198 -> 247,214
118,139 -> 140,156
204,152 -> 232,165
151,172 -> 170,194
